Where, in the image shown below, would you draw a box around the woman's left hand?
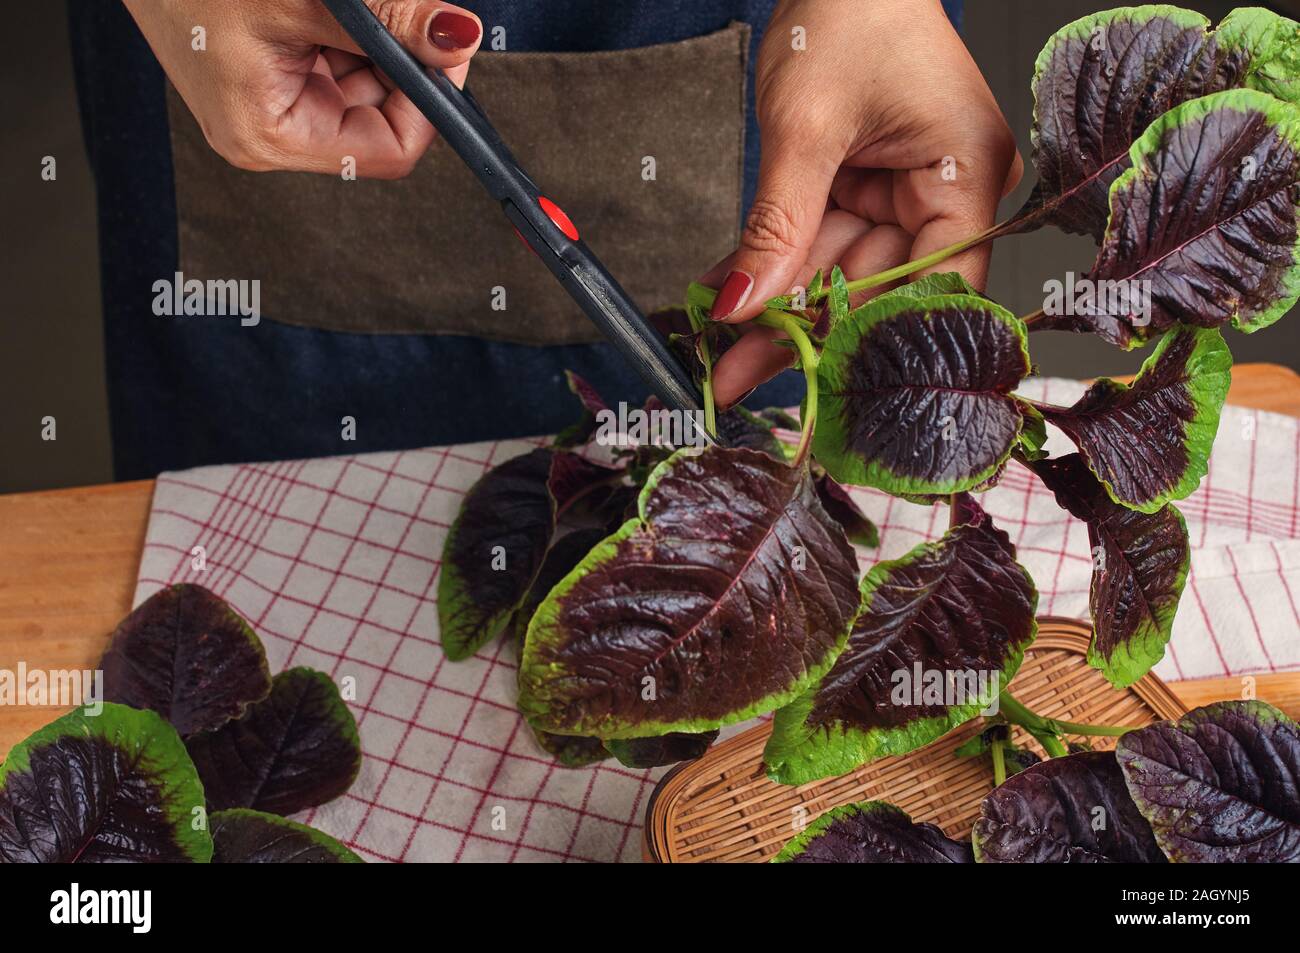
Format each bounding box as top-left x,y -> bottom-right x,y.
704,0 -> 1022,408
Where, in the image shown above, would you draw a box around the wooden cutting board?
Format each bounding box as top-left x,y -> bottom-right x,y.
1,364 -> 1299,757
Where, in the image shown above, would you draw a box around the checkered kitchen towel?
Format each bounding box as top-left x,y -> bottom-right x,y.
133,378 -> 1300,862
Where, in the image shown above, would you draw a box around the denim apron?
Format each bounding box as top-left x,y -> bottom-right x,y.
69,0 -> 961,479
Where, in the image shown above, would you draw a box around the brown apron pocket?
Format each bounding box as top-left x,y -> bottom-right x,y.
166,23 -> 749,346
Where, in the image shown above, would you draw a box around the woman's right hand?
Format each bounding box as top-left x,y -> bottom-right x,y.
123,0 -> 483,179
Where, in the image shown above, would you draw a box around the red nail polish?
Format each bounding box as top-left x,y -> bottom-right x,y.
430,11 -> 481,51
711,270 -> 754,320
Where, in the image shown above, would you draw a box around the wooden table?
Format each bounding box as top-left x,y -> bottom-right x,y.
3,364 -> 1300,758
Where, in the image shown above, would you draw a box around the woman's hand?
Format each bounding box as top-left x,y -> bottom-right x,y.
123,0 -> 483,179
707,0 -> 1022,407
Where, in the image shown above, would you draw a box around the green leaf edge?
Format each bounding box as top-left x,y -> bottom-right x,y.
212,808 -> 365,863
813,291 -> 1031,496
0,703 -> 213,863
1214,7 -> 1300,106
281,667 -> 363,773
518,448 -> 857,739
763,532 -> 1040,786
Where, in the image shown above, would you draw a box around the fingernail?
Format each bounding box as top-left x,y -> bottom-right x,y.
430,11 -> 481,51
710,270 -> 754,320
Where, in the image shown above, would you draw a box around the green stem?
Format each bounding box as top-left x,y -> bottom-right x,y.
998,691 -> 1134,740
698,334 -> 719,437
1049,719 -> 1131,738
758,313 -> 820,465
1031,729 -> 1069,759
779,221 -> 1011,309
995,692 -> 1045,730
990,737 -> 1007,787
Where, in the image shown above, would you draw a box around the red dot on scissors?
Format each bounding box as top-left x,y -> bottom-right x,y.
539,197 -> 579,241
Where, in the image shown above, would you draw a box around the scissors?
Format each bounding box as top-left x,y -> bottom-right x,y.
320,0 -> 717,445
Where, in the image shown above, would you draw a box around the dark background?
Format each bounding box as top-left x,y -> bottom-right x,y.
2,0 -> 1297,493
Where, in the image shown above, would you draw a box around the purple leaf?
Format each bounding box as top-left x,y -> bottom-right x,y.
604,730 -> 719,769
211,809 -> 363,863
518,447 -> 860,739
438,448 -> 621,661
1117,701 -> 1300,862
815,291 -> 1031,496
813,472 -> 879,548
974,752 -> 1166,863
0,705 -> 211,862
185,668 -> 361,815
766,497 -> 1037,784
1020,7 -> 1300,239
774,801 -> 972,863
1043,89 -> 1300,346
1037,327 -> 1231,512
1029,454 -> 1189,687
100,583 -> 271,736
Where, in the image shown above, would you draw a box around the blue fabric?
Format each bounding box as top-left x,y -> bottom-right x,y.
69,0 -> 962,480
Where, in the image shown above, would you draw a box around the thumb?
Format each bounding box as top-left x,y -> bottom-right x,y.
710,139 -> 836,323
310,1 -> 483,68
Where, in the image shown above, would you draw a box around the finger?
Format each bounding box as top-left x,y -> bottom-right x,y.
709,136 -> 840,323
699,208 -> 870,298
320,48 -> 371,80
1002,148 -> 1025,198
829,168 -> 898,226
271,71 -> 428,178
318,48 -> 391,109
837,224 -> 914,306
698,253 -> 736,290
897,140 -> 1016,290
306,1 -> 482,69
712,326 -> 796,408
710,210 -> 872,407
274,9 -> 478,178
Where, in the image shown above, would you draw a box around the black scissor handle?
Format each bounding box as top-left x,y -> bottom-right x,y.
319,0 -> 713,440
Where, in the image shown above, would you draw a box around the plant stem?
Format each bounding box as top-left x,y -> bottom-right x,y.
783,220 -> 1014,307
1031,729 -> 1069,759
697,334 -> 719,437
758,313 -> 820,465
998,691 -> 1134,741
996,692 -> 1045,730
1049,719 -> 1132,738
990,737 -> 1007,787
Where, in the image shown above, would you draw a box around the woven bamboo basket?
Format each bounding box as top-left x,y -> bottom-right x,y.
642,617 -> 1186,863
